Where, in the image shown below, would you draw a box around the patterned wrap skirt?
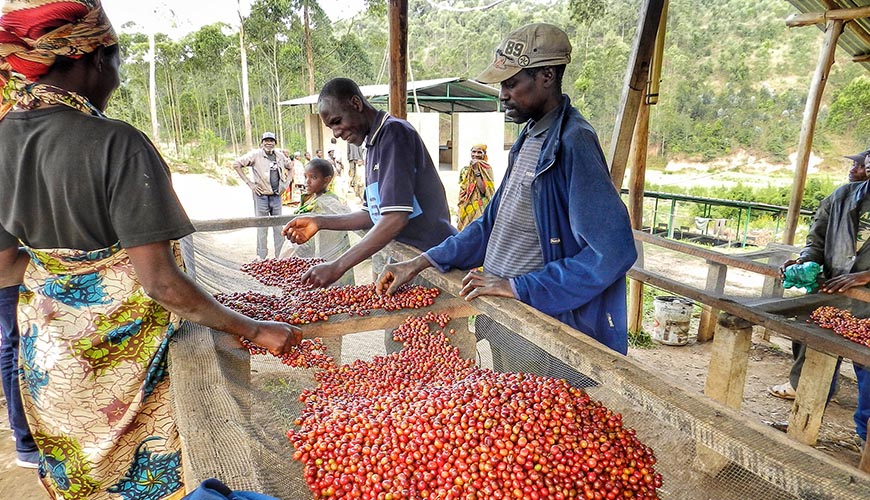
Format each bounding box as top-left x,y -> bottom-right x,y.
17,242 -> 186,500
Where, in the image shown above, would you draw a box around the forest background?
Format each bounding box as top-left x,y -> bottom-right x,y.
109,0 -> 870,212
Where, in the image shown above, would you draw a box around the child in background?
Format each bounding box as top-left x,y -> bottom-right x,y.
280,159 -> 353,364
280,159 -> 354,286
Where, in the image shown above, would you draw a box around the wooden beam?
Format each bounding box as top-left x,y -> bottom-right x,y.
388,0 -> 408,119
626,98 -> 651,334
787,347 -> 839,446
788,0 -> 870,56
298,297 -> 478,339
608,0 -> 666,189
192,215 -> 296,232
634,230 -> 780,276
646,0 -> 669,106
704,313 -> 753,409
627,266 -> 870,366
783,19 -> 844,245
861,425 -> 870,473
697,262 -> 727,342
786,6 -> 870,27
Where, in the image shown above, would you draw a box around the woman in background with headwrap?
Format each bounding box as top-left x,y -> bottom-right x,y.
457,144 -> 495,230
0,2 -> 300,498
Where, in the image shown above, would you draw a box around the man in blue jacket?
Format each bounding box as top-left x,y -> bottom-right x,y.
377,23 -> 636,356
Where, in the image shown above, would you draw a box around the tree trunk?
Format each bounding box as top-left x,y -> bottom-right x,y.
304,0 -> 315,95
239,3 -> 253,151
225,87 -> 239,157
148,32 -> 160,144
273,37 -> 285,146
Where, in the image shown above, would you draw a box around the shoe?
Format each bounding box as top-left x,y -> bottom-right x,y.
767,382 -> 796,400
16,450 -> 39,469
762,420 -> 789,433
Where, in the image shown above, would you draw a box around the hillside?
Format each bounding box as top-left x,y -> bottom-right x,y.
110,0 -> 869,183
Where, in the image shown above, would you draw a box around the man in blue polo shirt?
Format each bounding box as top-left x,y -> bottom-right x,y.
282,77 -> 456,288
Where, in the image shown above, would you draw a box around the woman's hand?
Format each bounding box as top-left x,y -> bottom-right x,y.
249,321 -> 303,355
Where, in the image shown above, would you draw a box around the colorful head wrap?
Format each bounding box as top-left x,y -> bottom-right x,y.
0,0 -> 117,118
472,143 -> 488,162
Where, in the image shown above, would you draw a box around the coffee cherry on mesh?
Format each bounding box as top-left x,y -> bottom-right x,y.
810,305 -> 870,348
287,312 -> 663,499
215,257 -> 440,369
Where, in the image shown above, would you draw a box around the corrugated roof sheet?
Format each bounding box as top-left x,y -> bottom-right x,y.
786,0 -> 870,71
278,77 -> 501,114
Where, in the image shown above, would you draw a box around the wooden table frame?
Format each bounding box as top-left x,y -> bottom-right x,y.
171,223 -> 870,496
630,231 -> 870,471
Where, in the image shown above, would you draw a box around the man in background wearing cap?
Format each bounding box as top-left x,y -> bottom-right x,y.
233,132 -> 292,259
772,149 -> 870,445
377,23 -> 636,364
847,148 -> 870,183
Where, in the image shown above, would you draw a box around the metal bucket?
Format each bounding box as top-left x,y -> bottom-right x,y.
652,296 -> 694,346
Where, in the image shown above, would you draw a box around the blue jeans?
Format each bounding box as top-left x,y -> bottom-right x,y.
0,285 -> 36,454
855,363 -> 870,441
253,194 -> 284,259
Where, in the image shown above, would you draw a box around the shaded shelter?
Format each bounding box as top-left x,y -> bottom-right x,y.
280,77 -> 505,174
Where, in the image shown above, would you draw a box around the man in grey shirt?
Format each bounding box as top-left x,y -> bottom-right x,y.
233,132 -> 291,259
376,24 -> 636,366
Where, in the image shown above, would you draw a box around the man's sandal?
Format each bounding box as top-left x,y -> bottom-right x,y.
767,382 -> 796,400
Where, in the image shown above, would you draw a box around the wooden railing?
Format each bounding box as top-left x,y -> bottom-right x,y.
629,229 -> 870,471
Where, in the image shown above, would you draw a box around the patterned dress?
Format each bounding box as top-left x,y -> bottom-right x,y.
457,159 -> 495,230
18,243 -> 186,500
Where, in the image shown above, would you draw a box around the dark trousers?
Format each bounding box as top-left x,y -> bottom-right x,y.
0,285 -> 36,454
254,194 -> 284,259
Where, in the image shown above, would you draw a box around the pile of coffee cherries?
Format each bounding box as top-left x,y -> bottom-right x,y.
241,337 -> 335,370
217,257 -> 441,368
288,312 -> 663,499
810,305 -> 870,348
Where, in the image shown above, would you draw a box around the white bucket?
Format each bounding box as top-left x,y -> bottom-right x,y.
652,296 -> 693,346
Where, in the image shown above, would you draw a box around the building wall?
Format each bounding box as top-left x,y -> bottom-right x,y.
451,112 -> 506,186
407,112 -> 440,172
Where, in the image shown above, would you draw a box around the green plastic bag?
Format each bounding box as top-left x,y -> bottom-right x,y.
782,261 -> 822,293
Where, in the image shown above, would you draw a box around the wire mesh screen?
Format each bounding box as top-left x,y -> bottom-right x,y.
168,229 -> 870,499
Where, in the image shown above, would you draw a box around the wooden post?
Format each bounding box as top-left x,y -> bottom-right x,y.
783,19 -> 843,245
759,250 -> 788,341
697,262 -> 727,342
787,347 -> 839,446
860,421 -> 870,473
388,0 -> 408,120
627,100 -> 651,335
704,313 -> 753,409
608,0 -> 666,189
697,313 -> 752,474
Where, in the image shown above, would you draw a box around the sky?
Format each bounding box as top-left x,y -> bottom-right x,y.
101,0 -> 366,38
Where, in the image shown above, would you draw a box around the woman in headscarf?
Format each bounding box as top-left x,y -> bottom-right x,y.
0,2 -> 301,498
457,144 -> 495,230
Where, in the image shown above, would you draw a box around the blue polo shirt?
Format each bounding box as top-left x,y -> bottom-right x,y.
363,111 -> 456,251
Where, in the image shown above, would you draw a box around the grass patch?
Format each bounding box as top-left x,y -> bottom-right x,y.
629,329 -> 656,349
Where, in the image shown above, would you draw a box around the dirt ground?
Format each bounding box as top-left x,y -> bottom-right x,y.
0,171 -> 864,498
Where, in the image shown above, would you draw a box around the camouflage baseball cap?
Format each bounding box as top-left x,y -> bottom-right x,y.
476,23 -> 572,84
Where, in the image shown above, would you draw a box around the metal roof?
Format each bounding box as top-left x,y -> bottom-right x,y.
786,1 -> 870,71
278,77 -> 501,114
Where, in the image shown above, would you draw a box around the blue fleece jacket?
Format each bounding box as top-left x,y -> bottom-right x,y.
426,96 -> 637,354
